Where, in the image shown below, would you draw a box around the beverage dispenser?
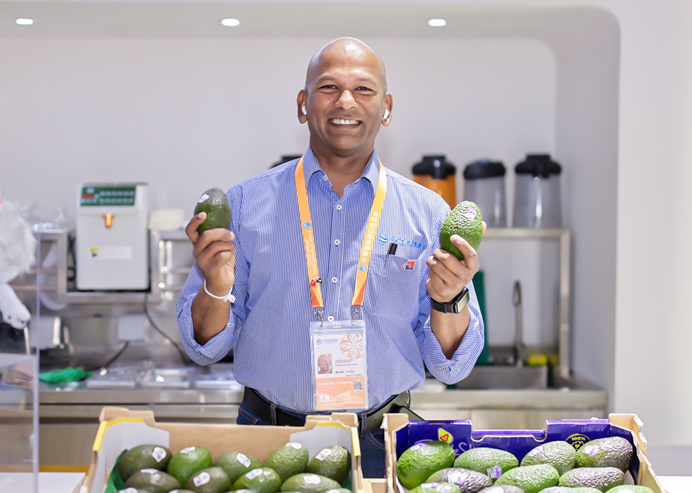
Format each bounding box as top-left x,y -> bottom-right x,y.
76,183 -> 149,290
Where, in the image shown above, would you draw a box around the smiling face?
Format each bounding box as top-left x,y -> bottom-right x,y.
317,354 -> 332,373
298,38 -> 392,161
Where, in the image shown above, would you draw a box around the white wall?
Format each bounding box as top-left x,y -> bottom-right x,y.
601,0 -> 692,447
0,38 -> 554,215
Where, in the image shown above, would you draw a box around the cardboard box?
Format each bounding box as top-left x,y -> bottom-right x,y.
83,406 -> 366,493
383,413 -> 666,493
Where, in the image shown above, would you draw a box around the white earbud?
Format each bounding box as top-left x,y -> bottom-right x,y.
383,109 -> 390,120
301,106 -> 307,116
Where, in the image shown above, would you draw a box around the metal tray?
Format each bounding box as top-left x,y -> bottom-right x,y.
140,368 -> 193,389
86,368 -> 144,389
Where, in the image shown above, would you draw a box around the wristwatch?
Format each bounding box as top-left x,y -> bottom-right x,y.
430,287 -> 470,314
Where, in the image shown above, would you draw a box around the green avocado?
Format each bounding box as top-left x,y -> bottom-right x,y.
537,487 -> 602,493
494,464 -> 560,493
606,487 -> 655,493
124,468 -> 180,493
280,473 -> 341,493
558,467 -> 624,491
306,445 -> 351,485
426,468 -> 494,493
521,441 -> 577,476
167,446 -> 213,486
478,486 -> 525,493
119,444 -> 173,482
194,187 -> 231,234
410,482 -> 462,493
575,437 -> 634,472
439,201 -> 483,260
214,450 -> 262,483
397,441 -> 456,490
231,467 -> 282,493
184,467 -> 231,493
263,442 -> 309,482
454,448 -> 519,482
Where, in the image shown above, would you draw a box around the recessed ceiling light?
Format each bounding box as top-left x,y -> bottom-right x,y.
16,18 -> 34,26
428,19 -> 447,27
221,18 -> 240,27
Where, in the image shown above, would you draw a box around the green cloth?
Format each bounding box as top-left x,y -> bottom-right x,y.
38,367 -> 92,384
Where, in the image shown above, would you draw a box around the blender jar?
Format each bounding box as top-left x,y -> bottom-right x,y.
463,159 -> 507,227
513,154 -> 562,228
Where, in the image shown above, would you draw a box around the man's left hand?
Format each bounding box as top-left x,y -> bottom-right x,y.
426,223 -> 486,304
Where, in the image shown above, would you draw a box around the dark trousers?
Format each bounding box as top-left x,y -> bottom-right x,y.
236,399 -> 387,478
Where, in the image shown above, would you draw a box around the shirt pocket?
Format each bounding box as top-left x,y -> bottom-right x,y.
364,252 -> 426,322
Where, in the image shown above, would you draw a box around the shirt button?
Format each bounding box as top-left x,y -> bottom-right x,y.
331,277 -> 338,283
336,204 -> 343,210
322,175 -> 328,181
334,239 -> 341,245
327,316 -> 334,322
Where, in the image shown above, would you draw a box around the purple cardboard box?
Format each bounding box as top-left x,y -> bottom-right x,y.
382,413 -> 664,493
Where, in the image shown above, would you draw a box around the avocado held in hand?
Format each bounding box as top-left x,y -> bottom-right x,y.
194,187 -> 231,234
439,201 -> 483,260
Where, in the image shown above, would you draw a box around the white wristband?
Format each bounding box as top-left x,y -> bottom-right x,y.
203,279 -> 235,303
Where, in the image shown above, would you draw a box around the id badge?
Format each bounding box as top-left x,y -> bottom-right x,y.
310,320 -> 368,411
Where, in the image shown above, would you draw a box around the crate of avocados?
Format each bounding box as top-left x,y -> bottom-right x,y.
382,413 -> 665,493
83,406 -> 366,493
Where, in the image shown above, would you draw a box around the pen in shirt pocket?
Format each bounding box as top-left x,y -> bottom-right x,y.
384,243 -> 397,263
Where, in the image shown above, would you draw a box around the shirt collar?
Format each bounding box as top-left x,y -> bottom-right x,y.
302,147 -> 381,195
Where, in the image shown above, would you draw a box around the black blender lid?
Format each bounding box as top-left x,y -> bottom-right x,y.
463,159 -> 506,179
412,155 -> 456,179
515,154 -> 562,178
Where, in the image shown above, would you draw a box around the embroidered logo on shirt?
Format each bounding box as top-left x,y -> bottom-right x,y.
404,260 -> 416,271
386,235 -> 425,250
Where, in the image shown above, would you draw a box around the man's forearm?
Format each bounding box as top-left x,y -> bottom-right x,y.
430,305 -> 470,359
191,287 -> 232,345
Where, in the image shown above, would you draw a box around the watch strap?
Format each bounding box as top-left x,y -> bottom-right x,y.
430,287 -> 470,314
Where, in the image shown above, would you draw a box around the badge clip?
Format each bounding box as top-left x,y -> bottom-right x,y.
351,306 -> 362,325
313,308 -> 325,326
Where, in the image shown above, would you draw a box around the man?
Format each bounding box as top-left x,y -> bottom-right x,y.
177,37 -> 485,478
317,354 -> 332,374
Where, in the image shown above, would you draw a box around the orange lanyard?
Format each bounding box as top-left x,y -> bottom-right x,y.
295,156 -> 387,320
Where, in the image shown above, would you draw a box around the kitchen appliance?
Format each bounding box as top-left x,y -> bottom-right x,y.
412,155 -> 457,208
463,159 -> 507,227
513,154 -> 562,228
76,183 -> 149,290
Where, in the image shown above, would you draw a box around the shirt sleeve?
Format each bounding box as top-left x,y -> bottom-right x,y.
412,203 -> 485,385
176,187 -> 250,366
416,281 -> 485,384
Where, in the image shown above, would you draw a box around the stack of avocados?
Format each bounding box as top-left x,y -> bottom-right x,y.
115,441 -> 352,493
396,436 -> 655,493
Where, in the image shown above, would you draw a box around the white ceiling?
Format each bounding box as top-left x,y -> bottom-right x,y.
0,1 -> 593,39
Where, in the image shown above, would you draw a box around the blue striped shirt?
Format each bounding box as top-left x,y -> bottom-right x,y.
177,147 -> 484,413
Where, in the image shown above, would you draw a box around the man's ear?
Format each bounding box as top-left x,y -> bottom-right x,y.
382,92 -> 393,127
297,90 -> 308,124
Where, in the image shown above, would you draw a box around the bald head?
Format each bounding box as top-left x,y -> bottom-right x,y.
296,36 -> 393,163
305,37 -> 387,92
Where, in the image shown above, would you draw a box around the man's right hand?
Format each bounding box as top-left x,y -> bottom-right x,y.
186,212 -> 236,345
186,212 -> 236,297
